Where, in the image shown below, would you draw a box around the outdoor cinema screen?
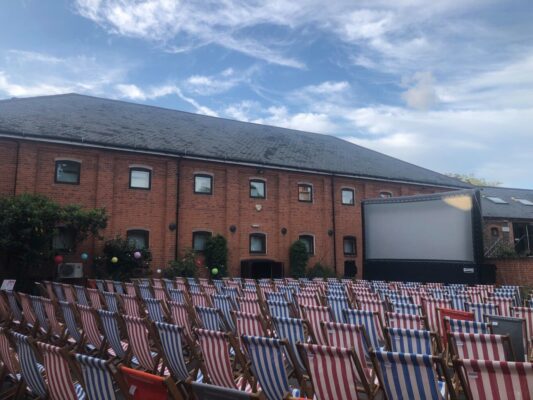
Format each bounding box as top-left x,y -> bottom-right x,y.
364,192 -> 476,263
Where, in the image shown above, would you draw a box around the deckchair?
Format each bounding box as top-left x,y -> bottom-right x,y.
512,306 -> 533,360
326,294 -> 351,323
445,318 -> 491,335
77,304 -> 106,354
195,306 -> 227,331
386,328 -> 436,355
75,353 -> 128,400
300,304 -> 333,345
74,285 -> 90,306
487,314 -> 528,361
238,298 -> 262,315
12,332 -> 47,399
465,302 -> 499,322
168,288 -> 188,304
98,309 -> 128,359
122,315 -> 161,372
103,291 -> 121,313
119,365 -> 183,400
422,298 -> 452,333
144,297 -> 168,323
267,300 -> 292,319
271,316 -> 309,373
120,293 -> 142,317
437,308 -> 474,346
344,309 -> 386,350
448,332 -> 513,361
213,294 -> 237,333
59,300 -> 83,344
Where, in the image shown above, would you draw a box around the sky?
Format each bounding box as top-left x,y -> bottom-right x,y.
1,0 -> 532,188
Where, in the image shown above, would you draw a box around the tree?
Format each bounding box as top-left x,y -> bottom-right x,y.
445,173 -> 501,187
290,240 -> 309,278
0,194 -> 107,286
163,248 -> 198,279
204,234 -> 228,277
94,236 -> 152,281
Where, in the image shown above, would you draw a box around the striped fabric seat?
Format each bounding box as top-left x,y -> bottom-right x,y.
327,294 -> 351,323
42,298 -> 64,338
190,292 -> 210,308
144,298 -> 166,323
449,293 -> 469,311
5,291 -> 23,323
125,282 -> 137,296
113,281 -> 125,294
233,311 -> 267,339
98,310 -> 127,359
120,294 -> 142,317
95,280 -> 105,292
154,322 -> 193,382
242,289 -> 259,300
74,285 -> 90,306
37,342 -> 86,400
386,328 -> 433,355
52,283 -> 66,302
75,354 -> 118,400
386,312 -> 426,330
168,288 -> 187,304
188,283 -> 202,294
491,297 -> 513,317
266,292 -> 288,303
138,284 -> 153,300
12,332 -> 47,398
59,301 -> 83,342
168,301 -> 194,340
0,293 -> 10,323
392,302 -> 422,316
87,288 -> 103,308
153,286 -> 168,302
78,304 -> 105,350
272,316 -> 307,373
213,294 -> 237,332
357,299 -> 386,323
18,292 -> 37,328
105,280 -> 115,292
466,302 -> 500,322
267,300 -> 291,319
300,304 -> 333,345
63,284 -> 77,303
512,307 -> 533,352
449,332 -> 511,361
278,286 -> 295,303
454,358 -> 533,399
196,306 -> 226,331
344,309 -> 385,350
296,293 -> 320,307
438,308 -> 474,346
298,343 -> 362,400
103,292 -> 120,313
123,315 -> 159,372
446,318 -> 491,334
238,298 -> 262,315
0,327 -> 21,379
30,296 -> 49,333
372,350 -> 450,400
213,280 -> 224,292
422,298 -> 452,333
221,287 -> 240,303
163,279 -> 175,292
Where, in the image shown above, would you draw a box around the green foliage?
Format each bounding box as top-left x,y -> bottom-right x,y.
163,248 -> 198,278
445,173 -> 501,187
489,241 -> 519,259
204,234 -> 228,277
94,236 -> 151,281
290,240 -> 309,278
0,194 -> 107,281
306,262 -> 336,278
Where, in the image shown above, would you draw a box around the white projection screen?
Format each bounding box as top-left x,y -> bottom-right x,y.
364,193 -> 475,262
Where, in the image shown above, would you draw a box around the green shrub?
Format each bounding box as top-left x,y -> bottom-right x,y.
489,241 -> 519,259
290,240 -> 309,278
204,234 -> 228,277
306,262 -> 336,278
94,236 -> 151,281
163,248 -> 198,278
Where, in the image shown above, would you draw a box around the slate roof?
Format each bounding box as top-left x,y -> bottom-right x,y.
480,186 -> 533,220
0,93 -> 469,188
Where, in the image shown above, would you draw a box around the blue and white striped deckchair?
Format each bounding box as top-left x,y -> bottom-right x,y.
30,296 -> 49,333
428,289 -> 448,300
449,294 -> 469,311
59,301 -> 82,343
144,298 -> 166,323
137,284 -> 153,300
162,279 -> 175,292
168,289 -> 187,304
52,282 -> 66,302
12,332 -> 48,399
74,286 -> 90,306
213,280 -> 224,292
113,281 -> 124,295
242,335 -> 300,400
186,277 -> 197,285
278,286 -> 295,303
327,294 -> 351,323
154,321 -> 200,383
371,350 -> 451,400
95,280 -> 105,292
188,283 -> 202,294
386,328 -> 434,355
5,291 -> 23,323
196,306 -> 225,331
466,302 -> 499,322
103,292 -> 120,313
272,316 -> 307,373
446,318 -> 491,334
392,302 -> 421,316
344,309 -> 386,351
266,292 -> 287,303
75,354 -> 118,400
267,300 -> 291,319
213,294 -> 237,333
98,310 -> 126,359
388,294 -> 413,305
221,287 -> 240,304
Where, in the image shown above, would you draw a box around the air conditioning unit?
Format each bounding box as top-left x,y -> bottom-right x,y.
57,263 -> 84,279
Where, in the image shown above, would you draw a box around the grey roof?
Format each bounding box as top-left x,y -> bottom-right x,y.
0,93 -> 469,188
481,186 -> 533,220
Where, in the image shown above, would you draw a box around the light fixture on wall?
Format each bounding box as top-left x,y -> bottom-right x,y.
328,229 -> 334,236
281,227 -> 287,235
229,225 -> 237,233
168,223 -> 177,231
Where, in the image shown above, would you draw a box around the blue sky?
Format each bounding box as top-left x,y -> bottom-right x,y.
1,0 -> 532,187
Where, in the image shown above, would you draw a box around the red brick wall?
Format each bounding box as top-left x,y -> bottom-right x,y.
0,137 -> 449,278
493,258 -> 533,287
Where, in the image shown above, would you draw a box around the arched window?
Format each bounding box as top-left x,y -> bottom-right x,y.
299,234 -> 315,255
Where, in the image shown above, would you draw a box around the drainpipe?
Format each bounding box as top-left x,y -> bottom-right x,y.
13,140 -> 20,195
174,158 -> 181,260
330,175 -> 337,273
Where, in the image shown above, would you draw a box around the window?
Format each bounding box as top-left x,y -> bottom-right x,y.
250,233 -> 266,254
52,227 -> 74,252
193,231 -> 212,252
129,168 -> 151,189
486,196 -> 507,204
127,229 -> 149,249
194,174 -> 213,194
298,184 -> 313,202
379,191 -> 393,198
299,235 -> 315,255
515,198 -> 533,206
341,188 -> 355,205
343,236 -> 356,255
491,227 -> 500,237
250,179 -> 266,198
55,160 -> 80,184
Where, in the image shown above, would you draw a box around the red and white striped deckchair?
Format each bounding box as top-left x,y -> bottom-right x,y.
238,298 -> 263,315
242,289 -> 259,300
203,285 -> 218,297
386,312 -> 426,330
77,304 -> 106,354
18,292 -> 37,330
123,315 -> 160,373
0,327 -> 23,397
36,342 -> 86,399
153,286 -> 168,302
512,307 -> 533,359
358,299 -> 386,324
62,284 -> 77,303
422,297 -> 452,333
0,292 -> 10,323
454,358 -> 533,400
449,332 -> 512,361
168,301 -> 195,341
232,311 -> 269,339
105,280 -> 115,293
296,293 -> 321,308
195,328 -> 253,392
491,297 -> 513,317
124,282 -> 137,296
437,308 -> 474,346
120,294 -> 142,317
42,298 -> 65,340
297,343 -> 362,400
300,304 -> 333,345
87,288 -> 103,309
152,278 -> 163,288
190,292 -> 211,308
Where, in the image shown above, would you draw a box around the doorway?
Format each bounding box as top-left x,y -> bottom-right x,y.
240,259 -> 283,279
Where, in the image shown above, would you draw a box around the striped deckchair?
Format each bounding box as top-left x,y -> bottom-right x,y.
77,304 -> 105,353
0,327 -> 23,398
153,286 -> 168,302
449,293 -> 469,311
386,328 -> 435,355
222,287 -> 241,303
42,298 -> 65,339
213,280 -> 224,292
30,296 -> 49,334
344,309 -> 385,351
75,354 -> 125,400
124,282 -> 137,296
213,294 -> 237,333
437,308 -> 474,346
144,298 -> 167,323
196,306 -> 226,331
74,285 -> 90,306
358,299 -> 386,323
12,332 -> 47,399
238,298 -> 262,315
194,328 -> 252,392
163,279 -> 175,292
449,332 -> 512,361
0,292 -> 10,323
371,350 -> 454,400
296,293 -> 320,307
391,302 -> 422,316
300,304 -> 333,345
453,359 -> 533,400
105,280 -> 115,292
120,294 -> 142,317
168,288 -> 187,304
386,312 -> 426,331
87,288 -> 103,309
123,315 -> 160,372
36,342 -> 86,399
103,292 -> 121,313
242,335 -> 303,400
119,365 -> 183,400
297,343 -> 362,400
278,286 -> 295,303
491,297 -> 513,317
95,280 -> 105,292
137,284 -> 153,300
59,301 -> 83,343
512,307 -> 533,359
18,292 -> 37,330
190,292 -> 211,308
266,292 -> 288,303
327,294 -> 351,323
5,291 -> 23,325
466,302 -> 500,322
272,316 -> 308,373
62,284 -> 76,303
422,298 -> 452,333
52,282 -> 66,302
113,281 -> 125,295
168,301 -> 195,341
267,300 -> 292,319
188,283 -> 202,294
98,310 -> 127,359
446,318 -> 491,334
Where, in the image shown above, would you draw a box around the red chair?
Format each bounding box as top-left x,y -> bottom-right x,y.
119,365 -> 183,400
438,308 -> 474,346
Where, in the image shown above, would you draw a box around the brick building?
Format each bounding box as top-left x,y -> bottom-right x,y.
0,94 -> 469,278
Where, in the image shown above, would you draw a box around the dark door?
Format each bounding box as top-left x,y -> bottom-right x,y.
240,260 -> 284,279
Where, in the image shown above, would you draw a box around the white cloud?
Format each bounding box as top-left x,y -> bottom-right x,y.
184,66 -> 257,96
401,71 -> 438,110
252,106 -> 338,133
